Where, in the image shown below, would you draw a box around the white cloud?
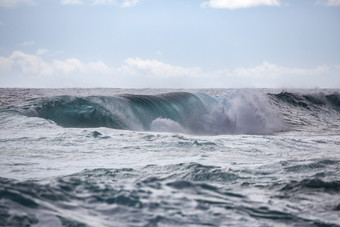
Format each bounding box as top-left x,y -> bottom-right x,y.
0,0 -> 35,8
230,62 -> 336,87
60,0 -> 83,5
0,56 -> 12,71
36,49 -> 49,56
119,58 -> 205,78
6,51 -> 52,75
60,0 -> 139,7
0,21 -> 3,27
0,51 -> 339,88
324,0 -> 340,6
120,0 -> 139,7
117,59 -> 340,88
95,0 -> 116,4
201,0 -> 280,9
20,40 -> 35,46
233,61 -> 330,78
52,58 -> 112,74
0,51 -> 112,76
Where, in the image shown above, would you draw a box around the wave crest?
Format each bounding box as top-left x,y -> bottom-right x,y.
17,90 -> 332,135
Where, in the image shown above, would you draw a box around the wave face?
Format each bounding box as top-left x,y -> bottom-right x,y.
19,92 -> 214,133
15,90 -> 340,135
269,91 -> 340,133
270,91 -> 340,110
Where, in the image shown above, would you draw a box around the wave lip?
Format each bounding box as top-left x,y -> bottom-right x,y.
21,96 -> 128,129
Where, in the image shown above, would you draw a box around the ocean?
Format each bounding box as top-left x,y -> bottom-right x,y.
0,88 -> 339,227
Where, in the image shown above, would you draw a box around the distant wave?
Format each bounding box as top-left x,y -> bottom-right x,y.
269,91 -> 340,110
269,91 -> 340,133
13,90 -> 340,135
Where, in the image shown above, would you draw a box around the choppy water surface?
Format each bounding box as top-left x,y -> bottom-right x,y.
0,88 -> 339,226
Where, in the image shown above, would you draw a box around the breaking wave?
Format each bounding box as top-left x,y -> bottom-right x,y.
14,90 -> 340,135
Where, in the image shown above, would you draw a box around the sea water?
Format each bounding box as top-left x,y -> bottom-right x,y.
0,88 -> 339,226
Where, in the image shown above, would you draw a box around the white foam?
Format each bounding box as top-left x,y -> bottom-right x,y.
150,118 -> 186,133
192,90 -> 286,135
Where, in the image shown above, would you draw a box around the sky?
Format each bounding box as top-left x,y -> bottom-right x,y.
0,0 -> 339,88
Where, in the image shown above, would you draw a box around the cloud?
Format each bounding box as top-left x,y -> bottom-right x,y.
201,0 -> 280,9
3,51 -> 52,75
323,0 -> 340,6
231,61 -> 335,87
117,58 -> 339,88
93,0 -> 116,5
20,40 -> 35,46
60,0 -> 139,7
0,51 -> 112,76
233,61 -> 330,78
120,0 -> 139,7
60,0 -> 83,4
36,49 -> 49,56
52,58 -> 112,74
0,21 -> 3,27
0,0 -> 35,8
0,51 -> 339,88
119,58 -> 205,78
0,56 -> 12,71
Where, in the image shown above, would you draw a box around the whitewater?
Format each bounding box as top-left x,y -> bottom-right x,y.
0,88 -> 339,227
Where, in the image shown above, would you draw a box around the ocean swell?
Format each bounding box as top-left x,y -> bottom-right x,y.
14,90 -> 340,135
14,91 -> 288,135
